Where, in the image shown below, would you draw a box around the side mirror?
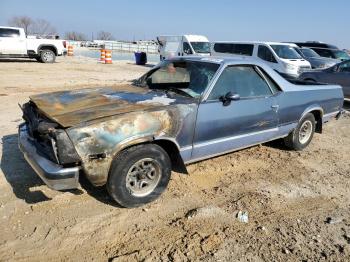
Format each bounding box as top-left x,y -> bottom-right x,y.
220,92 -> 240,106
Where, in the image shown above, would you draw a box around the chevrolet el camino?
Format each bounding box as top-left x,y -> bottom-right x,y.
19,57 -> 344,207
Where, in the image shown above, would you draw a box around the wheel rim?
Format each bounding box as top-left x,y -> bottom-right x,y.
299,120 -> 313,144
42,51 -> 54,62
126,158 -> 162,197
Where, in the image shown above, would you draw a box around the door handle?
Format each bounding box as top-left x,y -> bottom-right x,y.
271,105 -> 279,111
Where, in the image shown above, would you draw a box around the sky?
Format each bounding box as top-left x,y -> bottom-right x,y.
0,0 -> 349,48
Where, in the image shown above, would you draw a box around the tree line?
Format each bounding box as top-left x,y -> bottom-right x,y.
8,16 -> 114,41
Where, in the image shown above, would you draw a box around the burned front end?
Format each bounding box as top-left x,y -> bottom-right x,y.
18,101 -> 81,190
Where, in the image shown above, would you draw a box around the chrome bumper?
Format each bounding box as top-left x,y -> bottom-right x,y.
18,124 -> 80,190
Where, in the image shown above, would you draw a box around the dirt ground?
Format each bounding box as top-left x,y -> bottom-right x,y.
0,56 -> 349,262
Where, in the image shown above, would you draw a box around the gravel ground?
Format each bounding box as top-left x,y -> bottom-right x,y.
0,56 -> 349,261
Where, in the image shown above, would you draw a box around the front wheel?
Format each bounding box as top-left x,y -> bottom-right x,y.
40,49 -> 56,63
284,113 -> 316,150
107,144 -> 171,208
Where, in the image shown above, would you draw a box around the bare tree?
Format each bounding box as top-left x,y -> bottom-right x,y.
97,31 -> 114,41
32,19 -> 57,36
8,16 -> 34,34
64,31 -> 87,41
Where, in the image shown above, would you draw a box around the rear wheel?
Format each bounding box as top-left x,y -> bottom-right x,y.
284,113 -> 316,150
107,144 -> 171,208
40,49 -> 56,63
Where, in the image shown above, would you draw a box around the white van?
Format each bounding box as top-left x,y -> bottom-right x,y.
211,41 -> 311,78
157,35 -> 210,60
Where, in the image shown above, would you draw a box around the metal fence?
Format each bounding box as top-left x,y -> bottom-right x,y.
66,40 -> 159,54
104,41 -> 158,54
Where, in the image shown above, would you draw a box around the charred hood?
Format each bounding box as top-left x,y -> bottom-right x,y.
29,85 -> 185,127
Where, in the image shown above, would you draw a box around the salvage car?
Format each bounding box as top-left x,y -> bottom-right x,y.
299,60 -> 350,99
19,57 -> 344,207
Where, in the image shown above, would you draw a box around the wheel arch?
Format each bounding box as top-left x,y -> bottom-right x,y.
37,44 -> 58,56
300,106 -> 323,133
110,136 -> 188,175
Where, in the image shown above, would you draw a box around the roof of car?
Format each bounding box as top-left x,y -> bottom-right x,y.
0,26 -> 21,30
212,41 -> 298,47
167,55 -> 264,65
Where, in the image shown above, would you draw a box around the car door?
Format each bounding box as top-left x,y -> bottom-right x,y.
335,61 -> 350,98
192,65 -> 279,160
0,28 -> 26,55
257,45 -> 279,72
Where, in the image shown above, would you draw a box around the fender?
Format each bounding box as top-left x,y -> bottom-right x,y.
300,105 -> 324,119
37,44 -> 58,55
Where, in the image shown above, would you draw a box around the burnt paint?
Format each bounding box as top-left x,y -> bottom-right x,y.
67,104 -> 196,186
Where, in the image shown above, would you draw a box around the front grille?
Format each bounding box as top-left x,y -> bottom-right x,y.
298,66 -> 311,74
21,102 -> 59,163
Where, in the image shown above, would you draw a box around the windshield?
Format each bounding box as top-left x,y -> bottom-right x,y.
190,42 -> 211,54
145,60 -> 220,97
300,48 -> 320,58
333,50 -> 350,60
271,45 -> 303,59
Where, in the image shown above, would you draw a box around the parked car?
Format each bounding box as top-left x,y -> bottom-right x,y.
309,48 -> 350,61
211,41 -> 311,79
299,60 -> 350,99
157,35 -> 210,60
0,26 -> 66,63
19,57 -> 343,207
292,42 -> 339,49
294,47 -> 339,69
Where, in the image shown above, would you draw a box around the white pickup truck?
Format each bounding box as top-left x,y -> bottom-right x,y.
0,26 -> 67,63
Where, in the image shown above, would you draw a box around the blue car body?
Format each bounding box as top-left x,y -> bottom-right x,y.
19,57 -> 344,190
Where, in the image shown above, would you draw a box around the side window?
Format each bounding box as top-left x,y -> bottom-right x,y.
183,42 -> 193,54
313,48 -> 332,58
0,28 -> 20,37
339,61 -> 350,72
258,67 -> 281,93
258,45 -> 277,63
232,44 -> 254,56
214,43 -> 232,53
208,66 -> 273,100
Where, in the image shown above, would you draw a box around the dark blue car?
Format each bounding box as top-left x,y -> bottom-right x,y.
19,57 -> 344,207
299,60 -> 350,99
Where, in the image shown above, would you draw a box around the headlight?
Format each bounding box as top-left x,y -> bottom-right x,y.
284,63 -> 298,70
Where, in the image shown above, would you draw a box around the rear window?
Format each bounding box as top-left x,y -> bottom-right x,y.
312,48 -> 334,58
0,28 -> 20,37
214,43 -> 253,56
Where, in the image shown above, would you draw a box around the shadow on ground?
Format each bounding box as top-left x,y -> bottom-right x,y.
79,175 -> 123,208
1,134 -> 50,203
0,59 -> 37,63
1,133 -> 121,207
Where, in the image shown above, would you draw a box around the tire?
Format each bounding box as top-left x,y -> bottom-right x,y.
35,56 -> 42,62
284,113 -> 316,150
40,49 -> 56,63
107,144 -> 171,208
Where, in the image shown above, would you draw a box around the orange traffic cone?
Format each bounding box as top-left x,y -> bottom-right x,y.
99,49 -> 106,63
67,45 -> 73,56
104,50 -> 112,64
